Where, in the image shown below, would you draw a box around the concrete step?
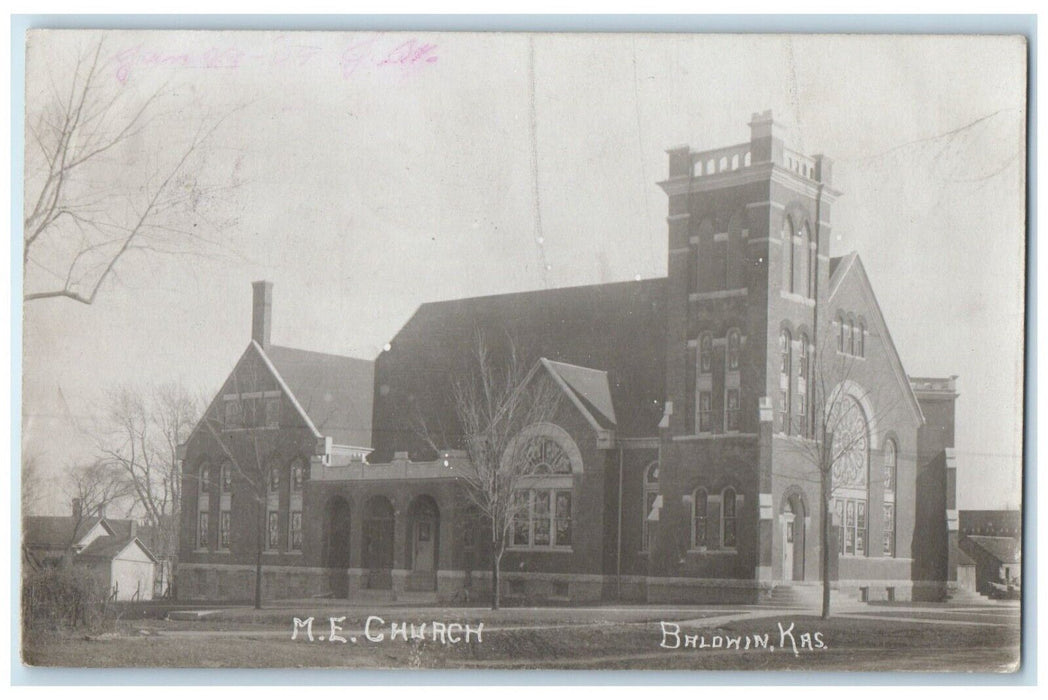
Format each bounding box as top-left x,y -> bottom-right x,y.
166,609 -> 223,621
764,584 -> 851,608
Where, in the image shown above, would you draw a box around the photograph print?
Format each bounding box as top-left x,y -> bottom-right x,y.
19,29 -> 1026,672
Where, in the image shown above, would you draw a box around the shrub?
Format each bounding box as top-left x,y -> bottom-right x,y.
22,565 -> 110,632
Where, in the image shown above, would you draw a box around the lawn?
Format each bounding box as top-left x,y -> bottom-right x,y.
21,606 -> 1021,672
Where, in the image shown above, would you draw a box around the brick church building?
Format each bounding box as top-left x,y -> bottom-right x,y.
177,111 -> 959,604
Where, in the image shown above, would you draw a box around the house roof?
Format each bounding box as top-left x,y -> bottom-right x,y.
264,344 -> 375,448
964,535 -> 1021,564
23,516 -> 135,550
78,535 -> 159,563
370,277 -> 668,458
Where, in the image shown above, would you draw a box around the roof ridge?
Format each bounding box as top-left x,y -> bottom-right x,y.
268,344 -> 373,364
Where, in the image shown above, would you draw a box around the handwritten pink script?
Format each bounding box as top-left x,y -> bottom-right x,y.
111,36 -> 439,84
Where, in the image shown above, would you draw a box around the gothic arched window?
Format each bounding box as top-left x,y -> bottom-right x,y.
797,334 -> 809,436
721,487 -> 738,548
779,329 -> 792,433
699,333 -> 713,374
692,488 -> 708,549
793,223 -> 809,298
782,218 -> 794,293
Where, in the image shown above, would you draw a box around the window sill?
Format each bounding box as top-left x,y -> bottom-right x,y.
193,548 -> 210,554
688,548 -> 738,555
506,546 -> 574,553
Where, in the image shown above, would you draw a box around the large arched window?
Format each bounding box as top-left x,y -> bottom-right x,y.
781,217 -> 794,293
779,329 -> 792,433
721,487 -> 738,548
524,437 -> 573,474
642,462 -> 659,552
692,488 -> 708,549
829,395 -> 870,556
511,433 -> 575,550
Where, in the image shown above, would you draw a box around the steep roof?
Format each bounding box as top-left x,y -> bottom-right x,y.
23,516 -> 135,550
371,278 -> 668,457
78,535 -> 158,563
828,252 -> 924,426
264,344 -> 375,448
964,535 -> 1021,565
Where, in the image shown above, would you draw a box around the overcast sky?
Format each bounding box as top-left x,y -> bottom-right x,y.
22,31 -> 1026,514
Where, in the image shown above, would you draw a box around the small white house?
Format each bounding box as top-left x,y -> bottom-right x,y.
24,513 -> 159,601
77,535 -> 159,601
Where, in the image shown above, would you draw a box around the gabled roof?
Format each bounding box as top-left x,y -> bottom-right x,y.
78,535 -> 159,564
264,344 -> 374,448
371,278 -> 667,458
964,535 -> 1021,565
541,358 -> 617,429
186,340 -> 375,450
828,252 -> 924,426
23,516 -> 134,550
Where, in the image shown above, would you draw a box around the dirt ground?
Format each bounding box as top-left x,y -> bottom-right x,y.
21,602 -> 1022,672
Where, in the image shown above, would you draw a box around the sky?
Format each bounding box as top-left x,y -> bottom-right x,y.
21,31 -> 1026,514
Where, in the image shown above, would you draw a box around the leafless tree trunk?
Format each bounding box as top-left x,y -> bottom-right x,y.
24,38 -> 240,305
64,459 -> 133,555
200,360 -> 297,610
97,382 -> 200,595
784,337 -> 902,619
415,334 -> 562,610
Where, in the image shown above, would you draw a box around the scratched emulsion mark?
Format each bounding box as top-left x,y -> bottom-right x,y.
110,35 -> 439,85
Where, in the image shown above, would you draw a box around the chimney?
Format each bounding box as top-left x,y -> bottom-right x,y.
71,498 -> 82,519
129,520 -> 137,538
252,280 -> 273,349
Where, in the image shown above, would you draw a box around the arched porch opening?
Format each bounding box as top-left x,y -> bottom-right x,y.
781,490 -> 808,582
405,495 -> 440,591
323,496 -> 352,597
363,495 -> 395,589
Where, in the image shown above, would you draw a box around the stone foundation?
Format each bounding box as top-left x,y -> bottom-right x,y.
178,563 -> 947,606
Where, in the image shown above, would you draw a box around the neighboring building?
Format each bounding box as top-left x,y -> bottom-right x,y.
24,509 -> 159,601
957,509 -> 1022,598
177,111 -> 959,604
959,536 -> 1021,598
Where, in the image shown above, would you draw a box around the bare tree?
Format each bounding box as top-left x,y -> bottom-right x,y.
64,459 -> 132,554
784,335 -> 901,619
197,359 -> 306,610
416,335 -> 562,609
24,38 -> 238,305
21,450 -> 46,517
98,383 -> 201,574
